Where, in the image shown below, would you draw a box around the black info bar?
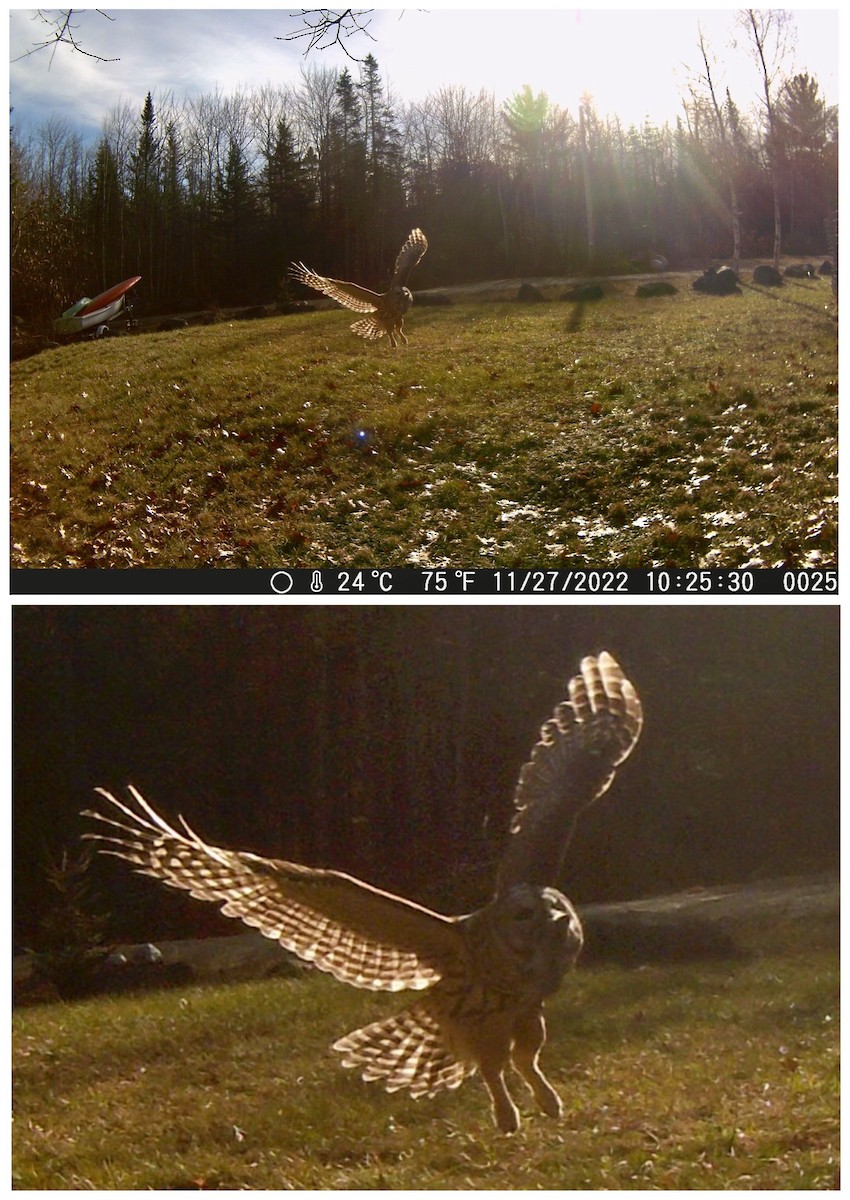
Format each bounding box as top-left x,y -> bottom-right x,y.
10,567 -> 837,596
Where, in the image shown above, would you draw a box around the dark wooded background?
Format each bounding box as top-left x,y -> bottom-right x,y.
12,605 -> 838,946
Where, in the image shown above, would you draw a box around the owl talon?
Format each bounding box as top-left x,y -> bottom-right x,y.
491,1092 -> 521,1135
498,1108 -> 521,1136
536,1086 -> 563,1119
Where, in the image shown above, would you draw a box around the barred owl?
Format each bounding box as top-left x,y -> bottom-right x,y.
290,228 -> 428,346
84,651 -> 642,1134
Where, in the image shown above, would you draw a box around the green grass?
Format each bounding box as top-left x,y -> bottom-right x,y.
10,275 -> 837,567
13,944 -> 838,1189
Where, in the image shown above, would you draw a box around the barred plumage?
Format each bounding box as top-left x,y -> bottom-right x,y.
333,1006 -> 470,1097
84,651 -> 642,1133
87,786 -> 455,992
290,228 -> 428,346
498,651 -> 642,893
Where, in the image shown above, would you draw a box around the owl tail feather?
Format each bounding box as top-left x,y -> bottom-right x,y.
333,1005 -> 470,1098
350,316 -> 385,340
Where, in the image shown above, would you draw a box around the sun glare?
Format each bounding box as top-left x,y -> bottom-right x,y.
374,8 -> 837,130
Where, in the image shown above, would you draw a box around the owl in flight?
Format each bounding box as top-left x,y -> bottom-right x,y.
85,651 -> 642,1134
290,228 -> 428,346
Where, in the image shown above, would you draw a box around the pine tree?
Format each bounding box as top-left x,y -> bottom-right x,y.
129,93 -> 162,299
263,115 -> 314,287
503,86 -> 550,270
776,74 -> 838,249
159,120 -> 186,304
85,139 -> 125,289
358,55 -> 406,276
329,68 -> 367,274
213,137 -> 257,303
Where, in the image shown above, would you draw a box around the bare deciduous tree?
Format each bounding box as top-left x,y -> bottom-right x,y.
738,8 -> 795,269
578,95 -> 596,270
689,24 -> 743,272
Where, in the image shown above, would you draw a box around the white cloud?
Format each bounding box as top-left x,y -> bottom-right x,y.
10,8 -> 840,141
10,9 -> 313,137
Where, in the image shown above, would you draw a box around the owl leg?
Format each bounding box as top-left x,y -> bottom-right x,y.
478,1049 -> 521,1134
511,1009 -> 563,1119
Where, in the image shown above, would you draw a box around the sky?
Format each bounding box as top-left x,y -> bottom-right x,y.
8,6 -> 840,145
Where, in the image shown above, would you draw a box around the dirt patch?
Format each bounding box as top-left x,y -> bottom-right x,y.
579,873 -> 839,964
583,872 -> 839,925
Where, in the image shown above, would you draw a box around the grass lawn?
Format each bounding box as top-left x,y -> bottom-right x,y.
13,940 -> 838,1189
10,274 -> 837,568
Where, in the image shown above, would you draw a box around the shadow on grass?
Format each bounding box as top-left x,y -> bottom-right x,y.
738,279 -> 837,323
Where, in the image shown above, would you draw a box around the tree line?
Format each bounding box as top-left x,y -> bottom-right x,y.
11,52 -> 837,332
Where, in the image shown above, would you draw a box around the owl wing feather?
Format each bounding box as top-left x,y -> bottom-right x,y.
496,651 -> 643,894
290,264 -> 381,314
84,787 -> 464,992
392,229 -> 428,287
350,316 -> 386,341
333,1003 -> 470,1097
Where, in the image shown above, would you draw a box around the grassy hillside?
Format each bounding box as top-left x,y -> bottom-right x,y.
13,937 -> 838,1189
11,274 -> 837,568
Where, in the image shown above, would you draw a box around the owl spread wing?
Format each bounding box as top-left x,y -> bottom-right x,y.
84,787 -> 465,992
289,264 -> 382,314
391,229 -> 428,287
495,652 -> 643,895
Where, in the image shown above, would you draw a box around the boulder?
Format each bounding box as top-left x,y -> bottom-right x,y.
636,281 -> 678,298
580,911 -> 739,964
561,283 -> 604,302
784,262 -> 815,279
415,292 -> 453,306
276,300 -> 316,315
692,266 -> 740,295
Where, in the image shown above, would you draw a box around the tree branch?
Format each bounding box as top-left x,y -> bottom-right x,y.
279,9 -> 376,62
12,9 -> 119,68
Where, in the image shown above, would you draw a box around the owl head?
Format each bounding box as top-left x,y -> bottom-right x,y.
384,284 -> 413,313
474,884 -> 583,997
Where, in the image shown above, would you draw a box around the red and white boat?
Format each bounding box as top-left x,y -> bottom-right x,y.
54,275 -> 141,335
